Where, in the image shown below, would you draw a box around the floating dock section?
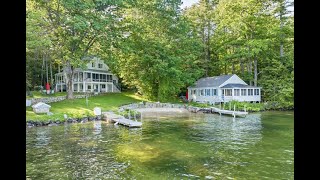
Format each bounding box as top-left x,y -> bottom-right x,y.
103,112 -> 142,128
210,107 -> 248,117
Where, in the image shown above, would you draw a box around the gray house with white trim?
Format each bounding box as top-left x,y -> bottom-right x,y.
187,74 -> 261,104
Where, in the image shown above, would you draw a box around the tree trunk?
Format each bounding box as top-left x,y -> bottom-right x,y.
254,57 -> 258,87
248,60 -> 253,86
207,21 -> 211,76
280,1 -> 284,59
224,62 -> 227,75
50,61 -> 53,88
232,62 -> 235,74
240,59 -> 244,75
46,53 -> 49,84
64,61 -> 74,99
41,53 -> 45,87
203,27 -> 208,77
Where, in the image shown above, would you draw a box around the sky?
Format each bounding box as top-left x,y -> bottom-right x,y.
181,0 -> 199,9
181,0 -> 293,15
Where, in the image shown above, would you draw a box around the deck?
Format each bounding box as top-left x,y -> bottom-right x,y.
102,112 -> 142,128
211,107 -> 248,117
112,118 -> 142,128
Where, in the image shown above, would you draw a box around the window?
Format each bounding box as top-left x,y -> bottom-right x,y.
254,89 -> 260,95
92,62 -> 95,67
88,85 -> 91,89
206,89 -> 210,96
200,89 -> 204,96
193,90 -> 196,95
102,84 -> 105,88
98,64 -> 103,68
234,89 -> 240,96
241,89 -> 246,96
225,89 -> 232,96
248,89 -> 253,96
87,73 -> 91,78
107,75 -> 112,82
212,89 -> 217,96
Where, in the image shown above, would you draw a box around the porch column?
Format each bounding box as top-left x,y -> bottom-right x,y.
91,83 -> 93,92
77,83 -> 80,92
83,72 -> 85,92
98,83 -> 100,92
112,83 -> 114,92
232,89 -> 234,100
60,84 -> 62,92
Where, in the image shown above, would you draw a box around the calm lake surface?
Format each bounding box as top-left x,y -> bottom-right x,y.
26,111 -> 293,179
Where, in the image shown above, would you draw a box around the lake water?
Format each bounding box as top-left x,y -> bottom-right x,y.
26,111 -> 293,179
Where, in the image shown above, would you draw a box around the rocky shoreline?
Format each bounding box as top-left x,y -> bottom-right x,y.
26,115 -> 103,127
26,103 -> 217,128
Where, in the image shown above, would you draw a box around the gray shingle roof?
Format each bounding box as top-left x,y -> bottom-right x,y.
32,102 -> 51,109
220,83 -> 261,89
188,74 -> 234,88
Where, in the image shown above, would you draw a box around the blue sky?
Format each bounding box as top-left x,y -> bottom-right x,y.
181,0 -> 293,14
181,0 -> 199,9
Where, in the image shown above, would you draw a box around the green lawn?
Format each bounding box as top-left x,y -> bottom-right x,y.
26,92 -> 150,122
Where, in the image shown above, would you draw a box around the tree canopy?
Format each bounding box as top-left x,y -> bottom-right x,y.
27,0 -> 294,108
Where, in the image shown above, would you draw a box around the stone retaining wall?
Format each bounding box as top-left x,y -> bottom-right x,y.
119,102 -> 211,113
119,102 -> 188,110
28,94 -> 98,105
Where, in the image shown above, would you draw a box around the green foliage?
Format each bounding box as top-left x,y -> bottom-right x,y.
224,100 -> 264,112
26,0 -> 294,108
184,0 -> 293,107
109,0 -> 203,101
122,109 -> 141,118
188,102 -> 210,108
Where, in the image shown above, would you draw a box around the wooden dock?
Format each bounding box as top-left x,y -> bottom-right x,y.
102,112 -> 142,128
211,107 -> 248,117
112,118 -> 142,128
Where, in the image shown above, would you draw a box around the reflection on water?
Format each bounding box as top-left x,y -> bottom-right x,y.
26,111 -> 293,179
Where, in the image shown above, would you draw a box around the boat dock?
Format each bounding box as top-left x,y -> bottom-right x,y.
102,112 -> 142,128
211,107 -> 248,117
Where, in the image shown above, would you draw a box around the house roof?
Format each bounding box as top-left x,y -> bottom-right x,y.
32,102 -> 51,109
188,74 -> 234,88
220,83 -> 261,89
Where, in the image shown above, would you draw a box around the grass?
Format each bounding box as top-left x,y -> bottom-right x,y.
26,92 -> 150,122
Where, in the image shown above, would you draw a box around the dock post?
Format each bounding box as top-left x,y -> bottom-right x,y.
128,110 -> 131,120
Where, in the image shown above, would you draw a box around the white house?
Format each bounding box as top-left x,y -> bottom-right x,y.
187,74 -> 261,104
55,57 -> 120,93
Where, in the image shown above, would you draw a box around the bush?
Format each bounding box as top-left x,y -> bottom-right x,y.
188,102 -> 210,108
224,100 -> 264,112
123,109 -> 141,119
